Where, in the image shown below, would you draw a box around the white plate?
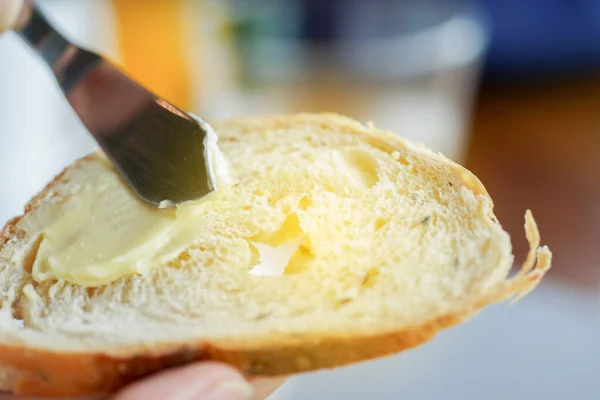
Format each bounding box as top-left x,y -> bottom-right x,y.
270,280 -> 600,400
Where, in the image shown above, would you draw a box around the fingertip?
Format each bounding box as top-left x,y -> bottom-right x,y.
0,0 -> 24,32
249,376 -> 288,400
110,362 -> 253,400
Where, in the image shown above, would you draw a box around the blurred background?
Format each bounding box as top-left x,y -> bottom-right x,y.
1,0 -> 600,399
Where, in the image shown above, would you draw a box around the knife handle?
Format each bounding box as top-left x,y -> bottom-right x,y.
16,4 -> 101,93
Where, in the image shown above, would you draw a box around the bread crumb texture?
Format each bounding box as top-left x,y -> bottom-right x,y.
0,113 -> 550,396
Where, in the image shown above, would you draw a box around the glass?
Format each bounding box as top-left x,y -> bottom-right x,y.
195,0 -> 490,162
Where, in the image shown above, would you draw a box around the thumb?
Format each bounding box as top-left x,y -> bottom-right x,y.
110,362 -> 254,400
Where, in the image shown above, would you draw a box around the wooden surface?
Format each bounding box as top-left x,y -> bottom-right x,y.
465,74 -> 600,291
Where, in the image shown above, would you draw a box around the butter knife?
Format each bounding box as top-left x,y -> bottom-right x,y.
15,4 -> 219,207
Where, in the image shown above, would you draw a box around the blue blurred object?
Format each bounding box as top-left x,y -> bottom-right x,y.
483,0 -> 600,77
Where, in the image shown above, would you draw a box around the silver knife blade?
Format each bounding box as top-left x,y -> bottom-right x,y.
16,5 -> 217,207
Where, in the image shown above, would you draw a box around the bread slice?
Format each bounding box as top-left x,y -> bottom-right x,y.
0,113 -> 550,397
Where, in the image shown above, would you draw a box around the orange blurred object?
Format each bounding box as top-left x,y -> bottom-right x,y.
111,0 -> 192,110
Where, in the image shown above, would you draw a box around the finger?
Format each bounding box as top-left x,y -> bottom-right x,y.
249,376 -> 288,400
109,362 -> 253,400
0,0 -> 24,32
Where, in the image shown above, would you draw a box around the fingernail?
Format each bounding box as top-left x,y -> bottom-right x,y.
201,379 -> 254,400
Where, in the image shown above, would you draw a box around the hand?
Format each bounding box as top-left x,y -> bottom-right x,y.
0,362 -> 285,400
0,0 -> 24,32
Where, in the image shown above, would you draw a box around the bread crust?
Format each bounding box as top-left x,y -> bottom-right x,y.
0,113 -> 551,397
